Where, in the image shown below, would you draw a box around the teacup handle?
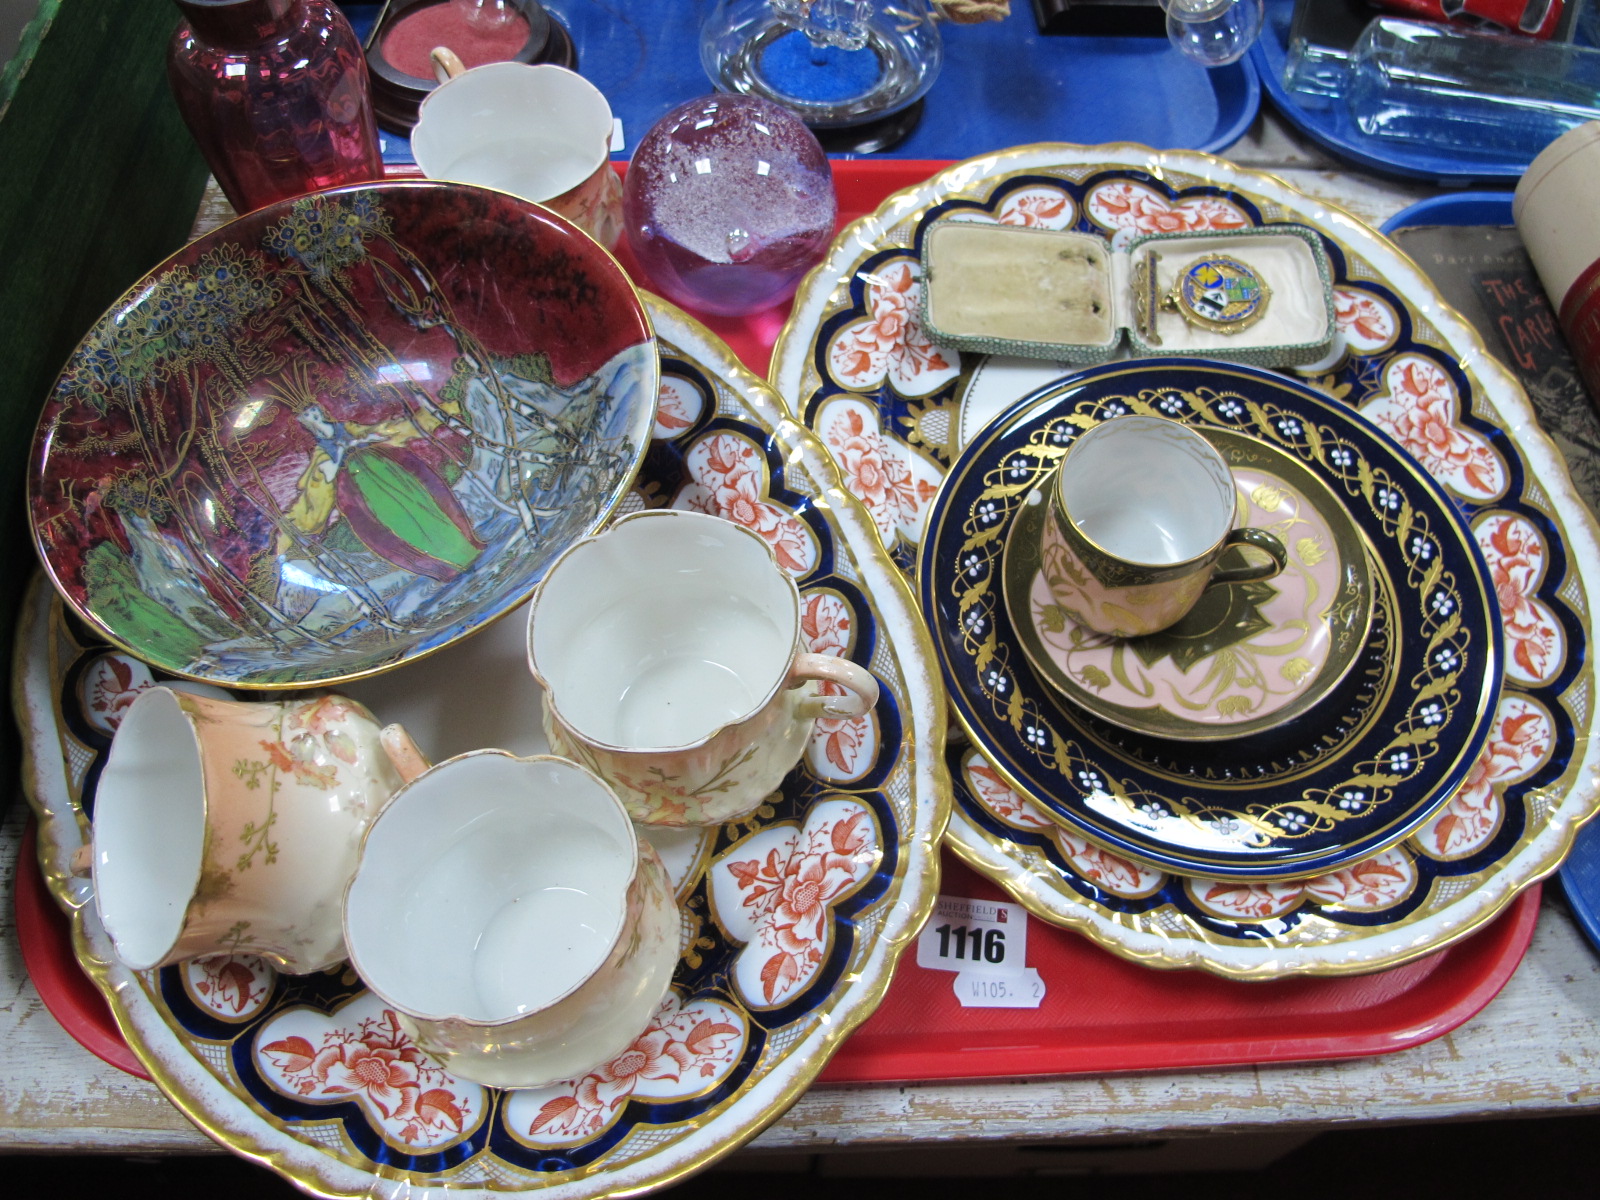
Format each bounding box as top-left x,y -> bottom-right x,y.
380,724 -> 432,785
1208,527 -> 1289,588
788,654 -> 880,721
429,45 -> 467,85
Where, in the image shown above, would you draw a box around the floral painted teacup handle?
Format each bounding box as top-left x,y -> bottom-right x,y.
380,724 -> 432,786
788,654 -> 879,721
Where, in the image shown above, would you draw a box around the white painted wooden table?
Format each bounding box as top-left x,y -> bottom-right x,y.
4,112 -> 1598,1161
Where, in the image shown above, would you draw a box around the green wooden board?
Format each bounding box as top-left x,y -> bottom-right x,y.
0,0 -> 210,809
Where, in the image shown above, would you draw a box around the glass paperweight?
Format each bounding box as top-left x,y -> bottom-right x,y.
1346,17 -> 1600,156
622,94 -> 837,317
700,0 -> 943,151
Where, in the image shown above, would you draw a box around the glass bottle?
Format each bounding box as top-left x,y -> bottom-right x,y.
167,0 -> 383,215
1346,17 -> 1600,156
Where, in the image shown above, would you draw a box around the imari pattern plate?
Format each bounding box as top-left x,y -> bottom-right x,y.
919,359 -> 1501,882
29,182 -> 658,691
772,145 -> 1600,973
14,299 -> 949,1199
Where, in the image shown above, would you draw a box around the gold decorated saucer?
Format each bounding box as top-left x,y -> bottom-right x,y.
1002,427 -> 1374,741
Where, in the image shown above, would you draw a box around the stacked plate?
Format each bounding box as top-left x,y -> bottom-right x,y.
774,144 -> 1600,979
921,356 -> 1501,883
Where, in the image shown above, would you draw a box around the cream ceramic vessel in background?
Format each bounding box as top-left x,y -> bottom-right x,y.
342,749 -> 679,1090
90,686 -> 407,974
1514,120 -> 1600,398
411,55 -> 623,249
1041,414 -> 1288,638
527,509 -> 880,827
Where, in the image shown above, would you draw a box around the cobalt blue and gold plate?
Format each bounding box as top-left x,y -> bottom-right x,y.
918,357 -> 1502,882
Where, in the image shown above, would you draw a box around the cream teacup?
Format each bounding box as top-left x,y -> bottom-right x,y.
342,748 -> 679,1090
1042,415 -> 1288,638
89,687 -> 408,974
527,509 -> 880,827
411,54 -> 623,249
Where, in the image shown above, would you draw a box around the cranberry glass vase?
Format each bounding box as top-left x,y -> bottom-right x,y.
168,0 -> 383,214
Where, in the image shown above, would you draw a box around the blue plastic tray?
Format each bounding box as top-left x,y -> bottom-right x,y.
1382,192 -> 1600,957
1382,192 -> 1518,230
1252,0 -> 1560,188
344,2 -> 1259,163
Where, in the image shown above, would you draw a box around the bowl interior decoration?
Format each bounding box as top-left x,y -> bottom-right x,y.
28,180 -> 658,689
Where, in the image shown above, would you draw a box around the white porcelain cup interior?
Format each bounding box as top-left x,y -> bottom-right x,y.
344,754 -> 637,1023
411,62 -> 612,204
93,686 -> 207,971
1059,415 -> 1235,565
530,510 -> 799,750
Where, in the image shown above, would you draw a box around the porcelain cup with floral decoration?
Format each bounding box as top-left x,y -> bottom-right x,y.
411,51 -> 623,250
527,508 -> 880,826
342,738 -> 680,1090
88,686 -> 409,975
1042,414 -> 1288,638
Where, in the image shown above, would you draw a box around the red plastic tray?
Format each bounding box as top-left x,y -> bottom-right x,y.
818,855 -> 1538,1082
12,161 -> 1544,1085
13,819 -> 1540,1084
15,820 -> 149,1079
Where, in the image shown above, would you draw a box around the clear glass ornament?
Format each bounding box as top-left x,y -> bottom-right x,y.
699,0 -> 943,131
1162,0 -> 1264,68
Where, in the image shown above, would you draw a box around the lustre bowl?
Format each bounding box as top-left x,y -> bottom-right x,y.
28,180 -> 658,688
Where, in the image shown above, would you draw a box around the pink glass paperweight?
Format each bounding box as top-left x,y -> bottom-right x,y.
622,94 -> 837,317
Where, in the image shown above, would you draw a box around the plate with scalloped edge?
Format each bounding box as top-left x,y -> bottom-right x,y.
13,297 -> 949,1200
773,142 -> 1600,975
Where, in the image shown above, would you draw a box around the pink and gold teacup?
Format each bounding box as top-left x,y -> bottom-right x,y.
1041,415 -> 1288,638
527,509 -> 879,827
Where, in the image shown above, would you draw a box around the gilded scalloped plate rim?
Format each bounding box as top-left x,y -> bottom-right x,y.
766,141 -> 1600,976
1001,425 -> 1375,741
13,298 -> 950,1200
28,180 -> 659,692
